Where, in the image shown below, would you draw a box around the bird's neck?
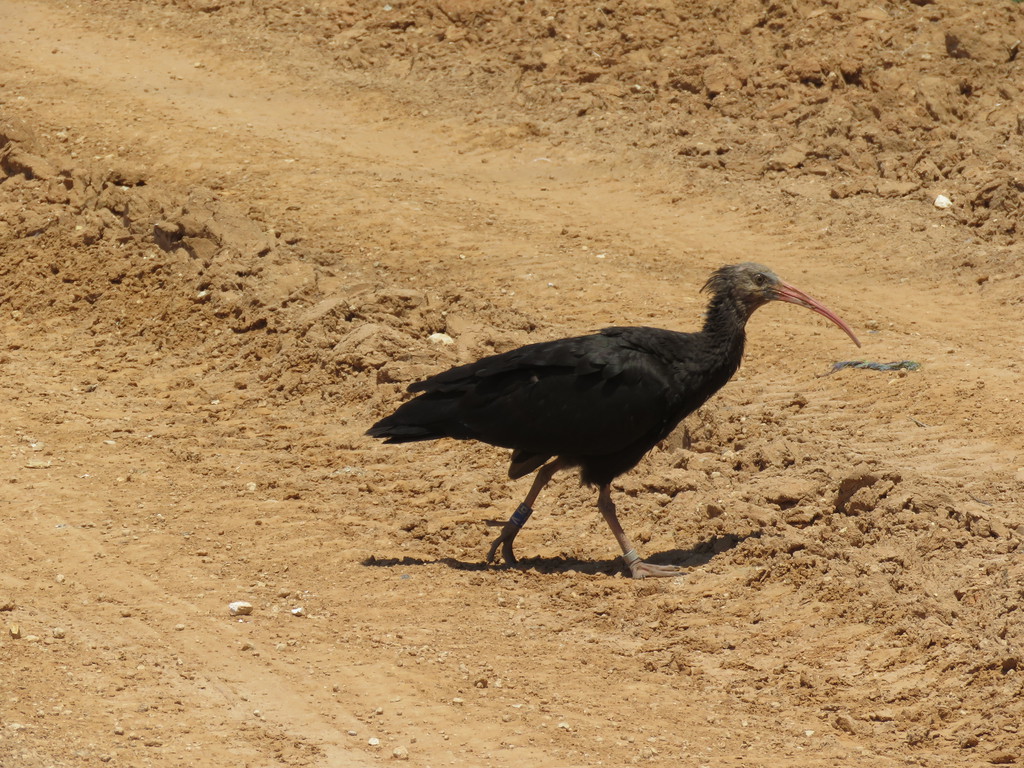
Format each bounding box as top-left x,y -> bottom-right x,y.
701,292 -> 750,364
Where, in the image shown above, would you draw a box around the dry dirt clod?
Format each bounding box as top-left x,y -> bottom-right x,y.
833,713 -> 859,735
228,601 -> 253,616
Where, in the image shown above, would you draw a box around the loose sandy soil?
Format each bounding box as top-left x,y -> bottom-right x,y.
1,0 -> 1023,766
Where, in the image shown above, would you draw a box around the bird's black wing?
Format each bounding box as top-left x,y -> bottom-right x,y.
371,329 -> 690,458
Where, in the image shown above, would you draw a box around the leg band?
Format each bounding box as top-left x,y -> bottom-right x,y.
622,548 -> 641,567
508,502 -> 534,529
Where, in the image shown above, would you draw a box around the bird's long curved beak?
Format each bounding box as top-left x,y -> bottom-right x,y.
775,281 -> 861,348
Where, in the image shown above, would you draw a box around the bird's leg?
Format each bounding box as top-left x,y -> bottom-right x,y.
597,485 -> 686,579
487,459 -> 564,566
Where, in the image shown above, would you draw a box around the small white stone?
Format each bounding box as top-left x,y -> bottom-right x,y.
290,606 -> 306,617
428,332 -> 454,346
934,194 -> 952,209
228,601 -> 253,616
368,737 -> 381,747
392,745 -> 409,760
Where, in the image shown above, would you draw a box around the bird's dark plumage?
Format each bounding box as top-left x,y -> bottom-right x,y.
367,263 -> 859,578
367,325 -> 743,485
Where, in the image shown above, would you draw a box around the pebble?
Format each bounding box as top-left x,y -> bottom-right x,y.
229,601 -> 254,616
51,627 -> 66,639
368,737 -> 381,747
428,332 -> 454,346
9,624 -> 21,639
392,746 -> 409,760
934,194 -> 952,209
290,606 -> 306,617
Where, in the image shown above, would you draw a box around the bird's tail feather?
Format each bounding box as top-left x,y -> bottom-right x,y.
366,394 -> 467,444
364,422 -> 441,443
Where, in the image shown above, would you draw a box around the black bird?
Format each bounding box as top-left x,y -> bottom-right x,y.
367,263 -> 860,578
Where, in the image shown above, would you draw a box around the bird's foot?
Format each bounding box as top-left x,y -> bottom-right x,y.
622,549 -> 685,579
628,560 -> 687,579
486,529 -> 518,566
486,503 -> 533,566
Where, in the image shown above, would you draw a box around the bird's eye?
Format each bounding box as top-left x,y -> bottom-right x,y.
753,273 -> 768,287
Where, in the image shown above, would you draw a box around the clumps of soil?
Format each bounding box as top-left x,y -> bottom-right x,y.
1,117 -> 284,341
131,0 -> 1024,244
0,120 -> 544,409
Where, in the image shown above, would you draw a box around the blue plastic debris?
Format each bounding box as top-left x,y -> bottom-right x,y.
829,360 -> 921,374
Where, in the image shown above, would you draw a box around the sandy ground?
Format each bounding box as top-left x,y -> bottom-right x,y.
1,0 -> 1023,766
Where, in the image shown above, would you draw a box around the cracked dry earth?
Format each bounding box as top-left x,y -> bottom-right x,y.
1,0 -> 1024,766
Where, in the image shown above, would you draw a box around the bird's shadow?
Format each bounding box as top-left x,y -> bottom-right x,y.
362,530 -> 759,577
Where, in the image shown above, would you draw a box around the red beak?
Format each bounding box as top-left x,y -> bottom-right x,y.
775,281 -> 861,348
